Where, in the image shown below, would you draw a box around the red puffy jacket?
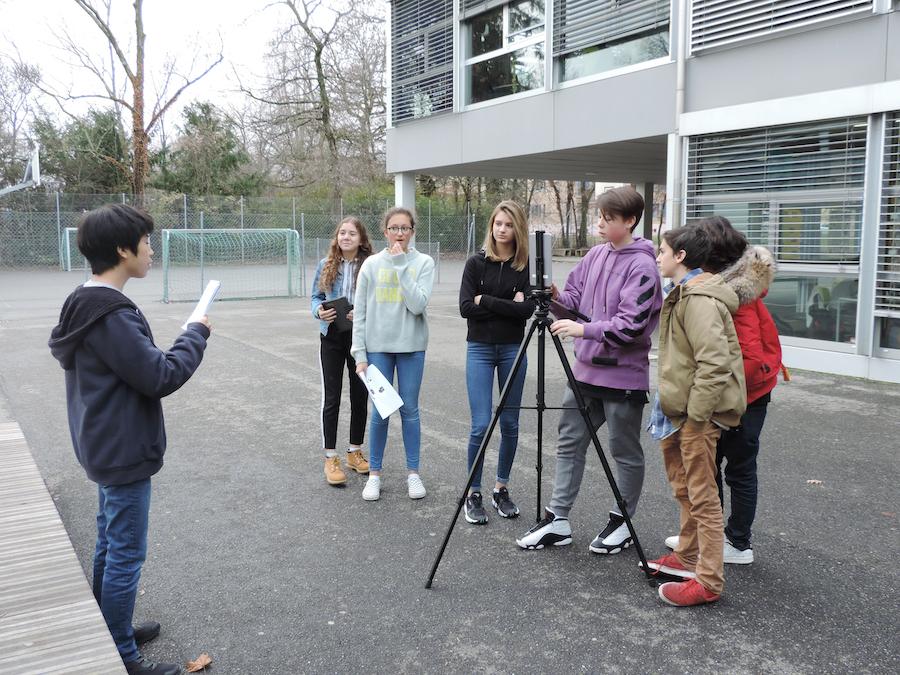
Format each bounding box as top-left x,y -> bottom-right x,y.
719,247 -> 784,404
733,297 -> 782,403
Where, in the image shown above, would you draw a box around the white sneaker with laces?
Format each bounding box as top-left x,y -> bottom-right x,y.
665,535 -> 755,564
407,473 -> 426,499
362,475 -> 381,501
724,540 -> 754,564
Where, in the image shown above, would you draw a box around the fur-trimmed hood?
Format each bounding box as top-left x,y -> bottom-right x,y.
719,245 -> 776,306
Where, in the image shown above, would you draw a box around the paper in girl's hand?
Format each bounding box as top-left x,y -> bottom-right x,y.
182,280 -> 221,330
358,364 -> 403,418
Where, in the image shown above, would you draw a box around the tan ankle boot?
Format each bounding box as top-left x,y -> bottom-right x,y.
324,456 -> 347,485
345,449 -> 370,474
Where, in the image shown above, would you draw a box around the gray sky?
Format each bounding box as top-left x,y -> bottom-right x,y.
0,0 -> 342,124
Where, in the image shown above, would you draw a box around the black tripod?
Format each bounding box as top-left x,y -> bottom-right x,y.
425,289 -> 655,589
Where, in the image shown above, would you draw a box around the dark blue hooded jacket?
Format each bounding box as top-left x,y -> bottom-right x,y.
48,285 -> 209,485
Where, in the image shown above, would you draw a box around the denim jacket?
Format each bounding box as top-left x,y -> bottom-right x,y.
311,257 -> 359,336
649,268 -> 703,440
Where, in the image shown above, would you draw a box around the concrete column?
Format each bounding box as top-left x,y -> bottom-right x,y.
664,133 -> 683,233
394,172 -> 416,210
394,172 -> 417,246
641,182 -> 654,241
856,113 -> 886,357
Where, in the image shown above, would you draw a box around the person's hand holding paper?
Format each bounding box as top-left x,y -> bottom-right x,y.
182,280 -> 221,330
358,364 -> 403,418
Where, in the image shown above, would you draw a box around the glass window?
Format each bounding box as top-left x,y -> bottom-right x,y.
470,7 -> 503,56
559,27 -> 669,82
509,0 -> 544,41
764,274 -> 859,344
777,202 -> 861,263
686,201 -> 770,249
465,0 -> 545,104
470,44 -> 544,104
879,317 -> 900,350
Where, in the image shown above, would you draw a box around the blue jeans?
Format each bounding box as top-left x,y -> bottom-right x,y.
466,342 -> 527,491
367,351 -> 426,472
92,478 -> 151,664
716,398 -> 769,550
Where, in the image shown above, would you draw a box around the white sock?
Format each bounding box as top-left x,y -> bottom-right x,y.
325,450 -> 337,458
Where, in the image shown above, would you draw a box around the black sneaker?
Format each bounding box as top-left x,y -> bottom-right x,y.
491,487 -> 520,518
516,509 -> 572,549
588,512 -> 632,555
133,621 -> 161,645
125,655 -> 183,675
464,492 -> 488,524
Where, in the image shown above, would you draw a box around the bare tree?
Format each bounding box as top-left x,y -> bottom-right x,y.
577,181 -> 595,248
37,0 -> 222,200
242,0 -> 386,198
0,58 -> 40,185
549,180 -> 564,243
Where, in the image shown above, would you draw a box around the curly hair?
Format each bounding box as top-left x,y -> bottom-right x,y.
318,217 -> 373,292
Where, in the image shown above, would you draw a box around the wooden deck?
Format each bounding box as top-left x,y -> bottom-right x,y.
0,422 -> 125,674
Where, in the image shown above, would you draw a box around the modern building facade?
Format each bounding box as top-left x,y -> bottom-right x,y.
386,0 -> 900,383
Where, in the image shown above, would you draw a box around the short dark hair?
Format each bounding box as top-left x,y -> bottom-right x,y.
662,226 -> 711,270
597,186 -> 644,231
692,215 -> 749,274
77,204 -> 154,274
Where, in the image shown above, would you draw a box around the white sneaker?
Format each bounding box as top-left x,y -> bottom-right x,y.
407,473 -> 426,499
665,535 -> 755,564
724,541 -> 754,564
516,509 -> 572,550
362,475 -> 381,501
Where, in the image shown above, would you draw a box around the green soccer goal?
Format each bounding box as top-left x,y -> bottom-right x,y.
162,228 -> 303,302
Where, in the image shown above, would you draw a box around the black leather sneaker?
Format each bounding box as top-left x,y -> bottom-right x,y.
124,655 -> 182,675
133,621 -> 161,645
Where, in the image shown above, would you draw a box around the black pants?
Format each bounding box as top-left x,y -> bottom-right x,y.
319,325 -> 367,450
715,394 -> 770,550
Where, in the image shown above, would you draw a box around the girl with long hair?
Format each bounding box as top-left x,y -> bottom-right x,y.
311,216 -> 373,485
459,200 -> 535,524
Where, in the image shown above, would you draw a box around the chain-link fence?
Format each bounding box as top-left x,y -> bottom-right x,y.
0,191 -> 478,271
0,190 -> 602,300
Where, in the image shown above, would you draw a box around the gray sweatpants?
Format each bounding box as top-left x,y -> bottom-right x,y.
548,385 -> 646,519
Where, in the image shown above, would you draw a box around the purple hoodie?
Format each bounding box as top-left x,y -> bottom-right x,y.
556,237 -> 663,391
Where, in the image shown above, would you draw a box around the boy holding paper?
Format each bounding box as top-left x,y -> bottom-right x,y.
352,207 -> 434,502
49,204 -> 211,675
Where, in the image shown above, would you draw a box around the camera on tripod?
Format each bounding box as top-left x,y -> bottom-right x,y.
528,230 -> 553,293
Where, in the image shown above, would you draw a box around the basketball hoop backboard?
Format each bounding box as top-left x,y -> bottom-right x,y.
0,144 -> 40,197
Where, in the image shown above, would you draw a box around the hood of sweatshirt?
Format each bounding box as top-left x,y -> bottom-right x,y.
606,236 -> 657,263
719,246 -> 776,306
48,286 -> 137,370
681,272 -> 740,314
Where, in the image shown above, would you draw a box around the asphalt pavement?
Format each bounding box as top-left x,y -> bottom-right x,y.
0,264 -> 898,674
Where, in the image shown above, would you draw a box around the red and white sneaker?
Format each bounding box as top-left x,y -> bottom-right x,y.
639,553 -> 697,579
658,578 -> 721,606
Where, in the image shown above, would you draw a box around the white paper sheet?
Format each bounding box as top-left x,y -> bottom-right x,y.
182,280 -> 221,330
358,364 -> 403,418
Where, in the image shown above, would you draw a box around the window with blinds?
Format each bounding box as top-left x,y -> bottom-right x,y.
553,0 -> 670,81
690,1 -> 875,53
876,112 -> 900,315
553,0 -> 670,57
685,117 -> 868,264
392,0 -> 454,124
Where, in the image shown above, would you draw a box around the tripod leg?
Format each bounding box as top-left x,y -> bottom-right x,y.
548,333 -> 655,583
535,319 -> 545,522
425,320 -> 538,589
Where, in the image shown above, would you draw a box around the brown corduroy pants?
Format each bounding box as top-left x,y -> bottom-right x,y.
660,421 -> 725,595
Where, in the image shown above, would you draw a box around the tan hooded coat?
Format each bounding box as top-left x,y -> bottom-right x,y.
657,272 -> 747,430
